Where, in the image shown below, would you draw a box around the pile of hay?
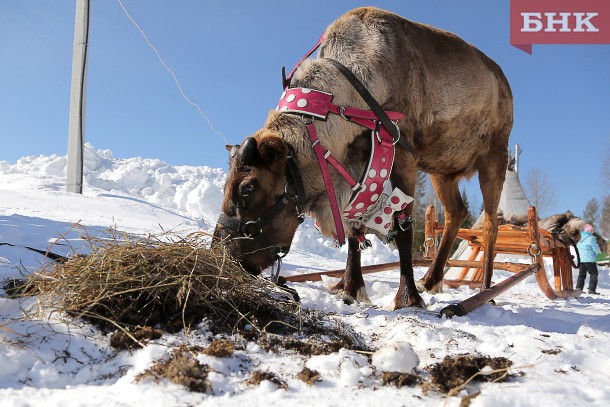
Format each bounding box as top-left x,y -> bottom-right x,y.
28,232 -> 301,334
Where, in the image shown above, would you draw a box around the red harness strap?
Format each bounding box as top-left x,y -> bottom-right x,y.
278,87 -> 408,246
283,31 -> 326,90
306,121 -> 348,244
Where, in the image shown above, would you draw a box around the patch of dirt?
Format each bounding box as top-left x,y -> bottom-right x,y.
297,367 -> 321,385
203,339 -> 234,357
110,326 -> 163,350
258,335 -> 348,356
252,312 -> 369,356
136,348 -> 210,393
459,391 -> 481,406
541,347 -> 562,355
248,370 -> 286,389
381,371 -> 421,388
426,354 -> 513,393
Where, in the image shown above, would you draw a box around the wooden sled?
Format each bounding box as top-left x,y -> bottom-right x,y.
285,205 -> 580,317
427,205 -> 581,316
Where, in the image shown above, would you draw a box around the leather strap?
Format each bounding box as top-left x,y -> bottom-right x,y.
307,122 -> 346,245
285,153 -> 307,210
325,58 -> 415,154
328,104 -> 403,122
284,31 -> 326,89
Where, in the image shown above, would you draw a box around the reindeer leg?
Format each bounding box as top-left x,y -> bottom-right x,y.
388,151 -> 425,309
417,175 -> 467,294
332,236 -> 371,304
477,152 -> 506,291
391,222 -> 426,309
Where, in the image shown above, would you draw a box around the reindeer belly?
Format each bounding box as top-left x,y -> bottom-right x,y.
413,123 -> 497,177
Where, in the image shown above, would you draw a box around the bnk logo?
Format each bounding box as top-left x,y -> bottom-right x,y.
510,0 -> 610,54
521,12 -> 598,32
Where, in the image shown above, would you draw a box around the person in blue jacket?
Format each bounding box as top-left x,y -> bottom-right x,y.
576,224 -> 601,294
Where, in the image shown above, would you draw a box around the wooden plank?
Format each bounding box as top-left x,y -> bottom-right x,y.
284,259 -> 530,282
440,263 -> 540,317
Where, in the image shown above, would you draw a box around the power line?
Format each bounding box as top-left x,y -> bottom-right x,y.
116,0 -> 227,144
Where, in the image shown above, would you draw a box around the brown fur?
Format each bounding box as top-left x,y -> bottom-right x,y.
214,7 -> 513,308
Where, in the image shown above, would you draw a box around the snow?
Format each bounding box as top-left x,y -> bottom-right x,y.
371,343 -> 419,373
1,146 -> 609,406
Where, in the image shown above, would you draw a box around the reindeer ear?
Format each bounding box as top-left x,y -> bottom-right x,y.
257,135 -> 288,168
226,144 -> 239,159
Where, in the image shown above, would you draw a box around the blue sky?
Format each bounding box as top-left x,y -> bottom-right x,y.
1,1 -> 608,217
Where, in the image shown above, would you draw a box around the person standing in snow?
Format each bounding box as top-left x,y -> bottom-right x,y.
576,224 -> 601,294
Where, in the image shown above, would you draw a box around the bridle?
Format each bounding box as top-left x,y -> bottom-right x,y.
216,152 -> 306,281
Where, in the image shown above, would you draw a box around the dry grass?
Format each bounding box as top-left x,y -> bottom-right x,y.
109,326 -> 164,350
381,371 -> 421,387
26,231 -> 301,334
203,339 -> 235,357
136,347 -> 211,393
426,354 -> 513,393
296,367 -> 321,385
248,370 -> 287,389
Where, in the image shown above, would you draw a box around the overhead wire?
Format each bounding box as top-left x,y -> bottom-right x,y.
116,0 -> 227,145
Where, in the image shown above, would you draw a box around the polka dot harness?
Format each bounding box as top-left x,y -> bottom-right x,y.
277,87 -> 413,248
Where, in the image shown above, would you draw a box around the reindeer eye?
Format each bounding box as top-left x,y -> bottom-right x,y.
241,183 -> 255,196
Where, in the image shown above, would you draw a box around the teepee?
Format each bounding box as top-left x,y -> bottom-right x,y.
472,144 -> 530,227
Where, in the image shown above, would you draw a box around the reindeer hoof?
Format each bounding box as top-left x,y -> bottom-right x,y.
332,285 -> 372,305
390,290 -> 426,310
416,278 -> 444,294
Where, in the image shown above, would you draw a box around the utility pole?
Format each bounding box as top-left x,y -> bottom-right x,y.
67,0 -> 90,194
514,144 -> 523,174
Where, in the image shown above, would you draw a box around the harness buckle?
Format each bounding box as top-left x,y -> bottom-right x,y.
270,255 -> 282,283
397,212 -> 413,231
301,115 -> 315,125
339,106 -> 350,121
357,234 -> 372,251
392,120 -> 401,145
270,247 -> 290,283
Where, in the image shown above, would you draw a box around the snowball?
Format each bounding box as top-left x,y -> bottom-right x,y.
372,343 -> 419,373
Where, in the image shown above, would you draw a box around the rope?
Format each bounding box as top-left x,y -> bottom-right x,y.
116,0 -> 227,144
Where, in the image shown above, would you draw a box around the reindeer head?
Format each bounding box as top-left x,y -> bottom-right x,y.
213,132 -> 304,274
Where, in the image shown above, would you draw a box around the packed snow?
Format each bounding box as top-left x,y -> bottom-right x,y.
1,145 -> 609,406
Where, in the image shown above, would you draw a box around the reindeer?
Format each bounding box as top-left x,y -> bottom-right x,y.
214,7 -> 513,309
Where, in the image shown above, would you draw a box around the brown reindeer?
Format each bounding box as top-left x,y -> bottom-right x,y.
214,7 -> 513,309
